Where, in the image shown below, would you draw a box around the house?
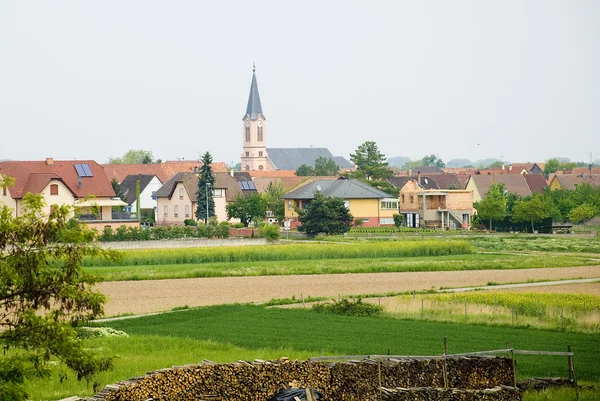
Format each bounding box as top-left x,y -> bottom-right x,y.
466,174 -> 547,203
399,180 -> 474,229
388,173 -> 468,191
153,171 -> 241,225
102,161 -> 229,184
475,163 -> 544,176
282,177 -> 398,228
548,174 -> 600,191
0,158 -> 131,230
240,67 -> 353,171
119,174 -> 163,219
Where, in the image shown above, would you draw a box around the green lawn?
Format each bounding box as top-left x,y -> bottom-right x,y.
86,253 -> 595,281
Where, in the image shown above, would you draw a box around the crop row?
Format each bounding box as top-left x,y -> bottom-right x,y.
82,240 -> 473,267
427,291 -> 600,316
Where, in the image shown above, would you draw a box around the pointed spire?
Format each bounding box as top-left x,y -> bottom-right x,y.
245,65 -> 263,120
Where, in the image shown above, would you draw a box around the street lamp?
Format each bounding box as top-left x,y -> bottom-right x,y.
205,182 -> 211,224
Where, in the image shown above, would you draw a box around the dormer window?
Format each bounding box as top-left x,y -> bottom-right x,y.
50,184 -> 58,195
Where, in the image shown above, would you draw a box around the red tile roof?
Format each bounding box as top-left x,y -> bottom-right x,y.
246,170 -> 298,178
102,161 -> 229,183
0,160 -> 115,199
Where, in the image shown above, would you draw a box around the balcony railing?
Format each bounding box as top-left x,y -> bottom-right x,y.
78,212 -> 138,221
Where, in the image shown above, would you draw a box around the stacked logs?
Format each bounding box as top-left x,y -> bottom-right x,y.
380,386 -> 522,401
96,357 -> 515,401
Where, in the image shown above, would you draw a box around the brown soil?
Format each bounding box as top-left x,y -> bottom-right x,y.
97,266 -> 600,316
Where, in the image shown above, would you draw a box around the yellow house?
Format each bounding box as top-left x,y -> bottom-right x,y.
282,177 -> 398,228
548,174 -> 600,191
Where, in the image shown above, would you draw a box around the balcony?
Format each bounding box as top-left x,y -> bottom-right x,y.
78,212 -> 138,222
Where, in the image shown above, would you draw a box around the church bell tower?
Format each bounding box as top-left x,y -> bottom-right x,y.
241,65 -> 269,171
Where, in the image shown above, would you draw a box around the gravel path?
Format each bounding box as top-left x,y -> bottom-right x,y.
97,266 -> 600,316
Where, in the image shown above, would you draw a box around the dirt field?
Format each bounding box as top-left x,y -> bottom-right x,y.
97,265 -> 600,316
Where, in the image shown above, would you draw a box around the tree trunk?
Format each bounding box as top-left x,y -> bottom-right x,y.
531,220 -> 535,233
489,219 -> 493,231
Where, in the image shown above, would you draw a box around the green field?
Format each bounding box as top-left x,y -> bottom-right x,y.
24,304 -> 600,399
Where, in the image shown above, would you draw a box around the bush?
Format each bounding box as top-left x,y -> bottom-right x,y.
184,218 -> 198,226
258,224 -> 280,242
313,297 -> 382,317
393,214 -> 404,229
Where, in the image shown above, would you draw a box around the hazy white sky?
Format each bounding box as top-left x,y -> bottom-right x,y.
1,1 -> 598,166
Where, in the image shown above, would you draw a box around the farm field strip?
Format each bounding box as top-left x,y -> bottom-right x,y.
97,266 -> 600,316
86,253 -> 596,281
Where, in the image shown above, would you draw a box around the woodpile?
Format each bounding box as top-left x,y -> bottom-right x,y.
380,386 -> 522,401
91,357 -> 515,401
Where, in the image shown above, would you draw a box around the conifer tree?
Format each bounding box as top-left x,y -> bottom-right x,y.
196,152 -> 216,223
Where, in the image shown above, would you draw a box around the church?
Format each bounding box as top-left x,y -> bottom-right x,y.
240,67 -> 353,172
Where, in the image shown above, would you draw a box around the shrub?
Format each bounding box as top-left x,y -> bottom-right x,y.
393,214 -> 404,229
313,297 -> 382,317
100,226 -> 114,241
184,218 -> 198,226
354,218 -> 364,227
258,223 -> 280,242
76,326 -> 128,339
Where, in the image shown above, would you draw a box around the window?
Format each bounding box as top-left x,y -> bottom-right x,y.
174,205 -> 179,217
50,184 -> 58,195
179,188 -> 184,200
257,127 -> 263,141
245,152 -> 250,157
185,205 -> 190,217
213,188 -> 223,197
410,195 -> 414,203
288,200 -> 292,210
2,186 -> 6,196
362,218 -> 369,223
344,200 -> 350,209
245,127 -> 250,142
380,200 -> 398,210
258,151 -> 263,157
380,217 -> 394,225
401,194 -> 405,203
163,205 -> 168,217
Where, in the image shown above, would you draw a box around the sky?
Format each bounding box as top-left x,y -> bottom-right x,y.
1,1 -> 599,166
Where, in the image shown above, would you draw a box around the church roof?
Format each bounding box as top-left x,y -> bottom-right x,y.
267,148 -> 354,170
245,66 -> 263,120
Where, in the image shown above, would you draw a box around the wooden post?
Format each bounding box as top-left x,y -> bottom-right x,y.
378,360 -> 383,401
421,298 -> 424,318
506,341 -> 517,388
442,337 -> 448,389
568,345 -> 579,401
464,302 -> 467,320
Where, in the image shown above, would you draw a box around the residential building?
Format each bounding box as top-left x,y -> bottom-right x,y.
0,158 -> 132,230
102,161 -> 229,184
153,171 -> 241,225
119,174 -> 163,219
282,177 -> 397,228
466,174 -> 547,203
240,66 -> 353,171
548,174 -> 600,191
399,180 -> 473,229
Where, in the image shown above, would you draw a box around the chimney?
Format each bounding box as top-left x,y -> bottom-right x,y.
77,176 -> 82,188
502,164 -> 505,170
194,166 -> 198,174
590,164 -> 593,175
417,171 -> 421,186
46,157 -> 54,165
508,165 -> 512,171
230,169 -> 234,177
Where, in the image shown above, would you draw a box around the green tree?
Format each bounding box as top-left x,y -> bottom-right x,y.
295,164 -> 314,176
195,152 -> 216,223
511,196 -> 550,232
0,177 -> 117,400
393,213 -> 404,229
263,180 -> 286,223
473,183 -> 507,230
568,204 -> 598,224
110,178 -> 125,201
108,149 -> 156,164
296,194 -> 354,236
349,141 -> 393,180
313,157 -> 339,176
420,154 -> 445,168
543,158 -> 561,176
226,192 -> 267,227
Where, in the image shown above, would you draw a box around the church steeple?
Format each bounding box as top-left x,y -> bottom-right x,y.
245,64 -> 264,120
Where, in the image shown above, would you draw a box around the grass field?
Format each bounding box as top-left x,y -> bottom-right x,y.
24,304 -> 600,399
84,251 -> 596,281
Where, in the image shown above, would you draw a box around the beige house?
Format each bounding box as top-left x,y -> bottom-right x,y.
466,174 -> 547,203
399,180 -> 473,229
0,158 -> 131,230
154,171 -> 242,225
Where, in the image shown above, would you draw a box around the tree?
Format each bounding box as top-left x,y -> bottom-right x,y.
420,154 -> 445,168
473,183 -> 507,230
393,213 -> 404,229
108,149 -> 156,164
0,177 -> 117,400
110,178 -> 125,201
263,180 -> 286,223
313,157 -> 339,176
296,194 -> 353,236
195,152 -> 216,223
295,164 -> 314,176
349,141 -> 393,180
511,196 -> 550,232
226,193 -> 267,227
568,204 -> 598,224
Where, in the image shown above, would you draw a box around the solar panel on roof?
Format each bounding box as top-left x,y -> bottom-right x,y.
247,181 -> 256,190
81,164 -> 93,177
240,181 -> 248,190
74,164 -> 85,176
